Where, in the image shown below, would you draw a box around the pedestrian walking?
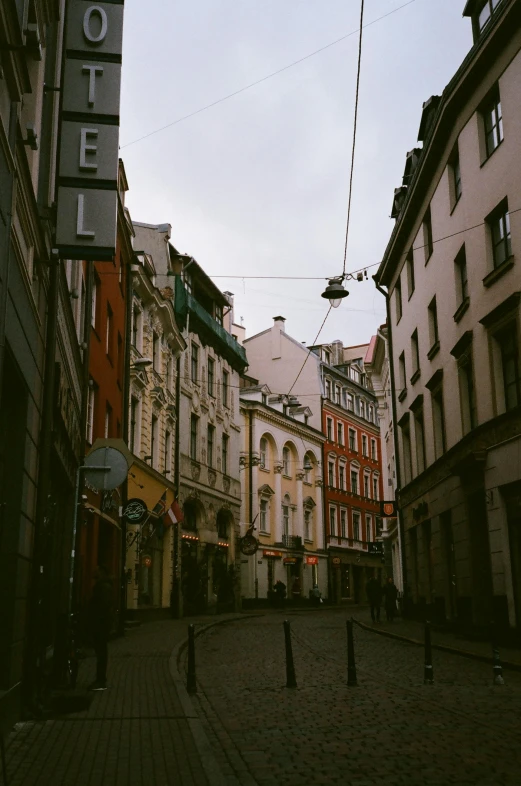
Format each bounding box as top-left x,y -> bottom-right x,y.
383,577 -> 398,622
366,575 -> 382,623
88,565 -> 113,691
274,579 -> 286,608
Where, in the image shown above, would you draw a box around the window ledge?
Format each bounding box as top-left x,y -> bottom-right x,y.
410,369 -> 421,386
398,388 -> 407,403
259,530 -> 270,536
483,257 -> 514,288
480,138 -> 503,168
449,194 -> 462,217
427,341 -> 440,360
259,466 -> 270,473
453,297 -> 470,323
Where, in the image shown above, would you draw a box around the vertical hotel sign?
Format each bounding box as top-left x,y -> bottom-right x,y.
56,1 -> 124,260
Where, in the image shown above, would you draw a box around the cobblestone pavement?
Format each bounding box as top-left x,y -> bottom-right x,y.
4,619 -> 218,786
180,610 -> 521,786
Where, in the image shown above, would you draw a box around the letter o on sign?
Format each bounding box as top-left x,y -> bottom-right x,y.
83,6 -> 108,44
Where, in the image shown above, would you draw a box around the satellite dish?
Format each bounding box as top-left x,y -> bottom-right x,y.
84,446 -> 129,491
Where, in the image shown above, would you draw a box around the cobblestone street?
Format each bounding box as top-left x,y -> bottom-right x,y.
181,610 -> 521,786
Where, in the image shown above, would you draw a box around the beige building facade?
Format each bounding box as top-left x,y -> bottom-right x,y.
376,0 -> 521,628
239,385 -> 327,602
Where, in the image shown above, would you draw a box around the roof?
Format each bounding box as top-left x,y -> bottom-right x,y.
364,335 -> 378,365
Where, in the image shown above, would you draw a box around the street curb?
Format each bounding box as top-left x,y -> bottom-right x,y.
168,613 -> 261,786
353,618 -> 521,672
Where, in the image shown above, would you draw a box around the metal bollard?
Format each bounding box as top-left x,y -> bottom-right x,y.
347,618 -> 358,687
283,620 -> 297,688
187,624 -> 197,694
491,621 -> 505,685
424,620 -> 434,685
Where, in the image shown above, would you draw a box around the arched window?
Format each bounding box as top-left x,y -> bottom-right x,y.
282,447 -> 290,476
282,494 -> 291,537
260,437 -> 268,469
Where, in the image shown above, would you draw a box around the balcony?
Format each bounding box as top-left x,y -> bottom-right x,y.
187,293 -> 247,372
282,535 -> 303,550
326,535 -> 368,551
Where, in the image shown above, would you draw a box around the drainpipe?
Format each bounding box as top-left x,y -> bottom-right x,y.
374,277 -> 408,612
171,352 -> 182,618
248,408 -> 257,599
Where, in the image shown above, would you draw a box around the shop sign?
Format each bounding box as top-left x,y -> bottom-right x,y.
283,557 -> 297,564
380,500 -> 397,517
123,498 -> 147,523
240,533 -> 259,555
332,557 -> 341,565
368,541 -> 384,555
263,550 -> 283,558
56,1 -> 125,260
142,555 -> 152,568
305,556 -> 319,565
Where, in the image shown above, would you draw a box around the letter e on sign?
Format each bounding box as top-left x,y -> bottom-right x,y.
83,6 -> 108,44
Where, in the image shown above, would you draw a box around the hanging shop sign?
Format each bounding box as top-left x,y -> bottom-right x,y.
56,1 -> 125,260
263,550 -> 283,558
283,557 -> 297,565
240,533 -> 259,556
305,556 -> 319,565
142,555 -> 152,568
123,498 -> 147,524
368,542 -> 384,555
380,500 -> 397,518
332,557 -> 341,566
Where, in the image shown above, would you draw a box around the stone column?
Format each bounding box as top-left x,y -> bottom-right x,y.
315,479 -> 324,550
274,463 -> 283,543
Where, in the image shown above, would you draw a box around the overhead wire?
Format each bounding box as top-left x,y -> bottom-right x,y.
120,0 -> 418,150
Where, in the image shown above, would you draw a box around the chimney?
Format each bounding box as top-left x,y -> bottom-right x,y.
272,316 -> 286,359
332,340 -> 344,365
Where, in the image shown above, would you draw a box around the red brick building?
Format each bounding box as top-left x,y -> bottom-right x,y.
77,162 -> 135,615
313,341 -> 384,604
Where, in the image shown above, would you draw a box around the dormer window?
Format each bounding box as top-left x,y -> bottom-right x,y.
478,0 -> 503,33
465,0 -> 505,40
215,304 -> 223,326
323,348 -> 331,365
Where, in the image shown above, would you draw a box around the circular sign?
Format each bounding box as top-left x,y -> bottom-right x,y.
123,498 -> 147,523
240,534 -> 259,556
142,555 -> 152,568
84,446 -> 129,490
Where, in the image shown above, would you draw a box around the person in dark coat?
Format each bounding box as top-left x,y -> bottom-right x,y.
88,565 -> 113,691
383,577 -> 399,622
366,576 -> 383,623
274,579 -> 286,608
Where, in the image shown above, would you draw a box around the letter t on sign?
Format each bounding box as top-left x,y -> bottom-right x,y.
77,194 -> 95,238
82,65 -> 104,107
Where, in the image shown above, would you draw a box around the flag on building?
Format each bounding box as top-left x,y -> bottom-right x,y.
152,490 -> 168,539
164,499 -> 184,528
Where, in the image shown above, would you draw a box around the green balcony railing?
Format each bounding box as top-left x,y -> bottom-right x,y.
186,293 -> 247,372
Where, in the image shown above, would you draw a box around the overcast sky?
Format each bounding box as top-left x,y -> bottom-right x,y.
119,0 -> 472,348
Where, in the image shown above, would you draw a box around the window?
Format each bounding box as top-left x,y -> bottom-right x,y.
151,413 -> 159,469
86,385 -> 95,443
104,403 -> 112,438
488,202 -> 511,269
166,356 -> 174,393
368,405 -> 374,424
423,206 -> 433,261
326,417 -> 333,441
105,303 -> 113,358
323,348 -> 331,365
477,0 -> 504,33
339,464 -> 345,491
328,462 -> 335,488
366,516 -> 372,543
346,393 -> 354,412
207,425 -> 215,467
130,397 -> 139,452
91,273 -> 100,329
222,369 -> 229,406
350,470 -> 358,495
373,477 -> 379,501
337,422 -> 344,445
413,406 -> 426,474
260,437 -> 268,469
399,352 -> 406,394
335,386 -> 341,405
395,276 -> 402,323
428,298 -> 439,352
208,357 -> 215,397
360,401 -> 365,419
260,499 -> 269,533
165,430 -> 172,475
222,434 -> 229,475
283,500 -> 290,537
215,304 -> 223,326
371,439 -> 377,460
191,343 -> 199,383
340,509 -> 347,539
498,326 -> 521,410
363,474 -> 370,498
458,350 -> 477,433
348,429 -> 356,451
304,454 -> 312,483
483,90 -> 503,158
153,332 -> 161,372
362,435 -> 368,456
190,414 -> 199,460
117,333 -> 123,384
304,509 -> 312,541
324,379 -> 331,400
400,416 -> 413,485
283,447 -> 290,476
451,147 -> 462,204
329,507 -> 336,537
406,250 -> 415,298
132,305 -> 142,351
455,246 -> 468,306
432,387 -> 446,459
353,512 -> 361,541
